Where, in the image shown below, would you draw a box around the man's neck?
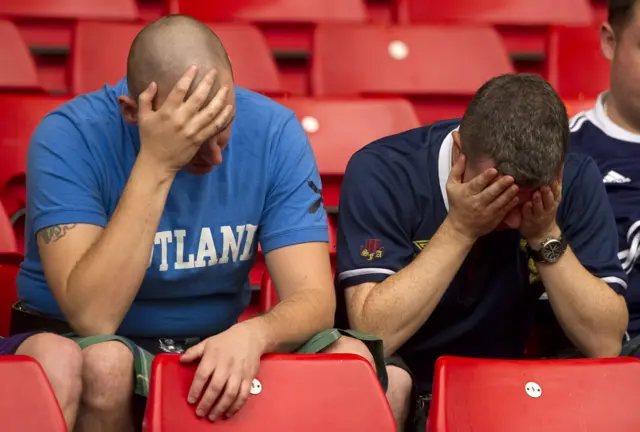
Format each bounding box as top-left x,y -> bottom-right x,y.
604,92 -> 640,135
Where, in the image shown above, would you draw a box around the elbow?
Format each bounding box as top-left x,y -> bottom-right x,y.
66,310 -> 119,337
587,337 -> 622,358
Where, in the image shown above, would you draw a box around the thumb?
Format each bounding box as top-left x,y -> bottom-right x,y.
137,81 -> 157,116
449,153 -> 466,185
180,342 -> 205,363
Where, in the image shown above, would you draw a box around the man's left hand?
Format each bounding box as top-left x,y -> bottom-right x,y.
180,321 -> 267,421
520,182 -> 562,245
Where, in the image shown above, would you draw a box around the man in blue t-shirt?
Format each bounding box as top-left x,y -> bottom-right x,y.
335,74 -> 628,431
15,15 -> 381,431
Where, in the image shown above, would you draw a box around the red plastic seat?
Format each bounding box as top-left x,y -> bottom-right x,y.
0,203 -> 21,337
547,26 -> 609,99
564,98 -> 597,118
144,353 -> 393,432
173,0 -> 367,54
312,24 -> 514,124
0,94 -> 70,252
0,20 -> 40,92
0,0 -> 138,20
0,355 -> 66,431
428,356 -> 640,432
276,97 -> 421,208
71,21 -> 282,95
260,271 -> 279,312
397,0 -> 594,58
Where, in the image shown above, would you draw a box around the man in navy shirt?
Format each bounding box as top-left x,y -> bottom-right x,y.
15,15 -> 380,431
569,0 -> 640,339
336,74 -> 628,431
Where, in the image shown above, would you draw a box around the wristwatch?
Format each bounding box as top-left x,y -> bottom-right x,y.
526,236 -> 568,264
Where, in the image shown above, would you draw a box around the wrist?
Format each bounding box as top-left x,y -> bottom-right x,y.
135,149 -> 177,186
237,317 -> 275,354
526,224 -> 562,249
440,217 -> 477,249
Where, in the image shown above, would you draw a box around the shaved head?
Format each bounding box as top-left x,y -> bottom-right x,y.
126,14 -> 232,103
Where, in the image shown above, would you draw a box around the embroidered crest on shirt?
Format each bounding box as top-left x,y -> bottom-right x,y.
361,239 -> 384,261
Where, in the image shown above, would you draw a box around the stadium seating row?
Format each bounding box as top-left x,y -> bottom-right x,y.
0,19 -> 609,120
3,352 -> 640,431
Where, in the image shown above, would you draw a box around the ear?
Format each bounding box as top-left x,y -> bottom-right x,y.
600,22 -> 617,62
118,95 -> 139,124
452,130 -> 463,161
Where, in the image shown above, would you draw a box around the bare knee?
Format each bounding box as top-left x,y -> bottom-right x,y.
386,365 -> 413,429
81,341 -> 134,412
322,336 -> 376,369
16,333 -> 83,399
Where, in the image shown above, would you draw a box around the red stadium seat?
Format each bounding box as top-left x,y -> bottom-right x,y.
311,24 -> 514,124
0,355 -> 66,431
260,271 -> 278,312
0,0 -> 138,20
547,26 -> 609,99
144,353 -> 394,432
276,97 -> 421,208
0,20 -> 40,92
0,94 -> 70,251
71,21 -> 282,95
397,0 -> 594,59
0,204 -> 21,336
564,98 -> 597,118
173,0 -> 367,54
428,356 -> 640,432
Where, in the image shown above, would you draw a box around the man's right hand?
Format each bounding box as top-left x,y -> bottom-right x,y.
136,65 -> 234,174
445,153 -> 520,242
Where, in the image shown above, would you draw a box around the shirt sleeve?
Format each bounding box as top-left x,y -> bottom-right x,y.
336,150 -> 415,289
26,113 -> 107,234
258,114 -> 328,253
558,156 -> 627,294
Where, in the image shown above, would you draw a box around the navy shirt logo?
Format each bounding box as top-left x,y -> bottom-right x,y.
360,239 -> 384,261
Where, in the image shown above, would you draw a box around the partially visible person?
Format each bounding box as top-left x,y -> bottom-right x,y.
570,0 -> 640,339
335,74 -> 628,431
0,332 -> 82,429
14,15 -> 383,432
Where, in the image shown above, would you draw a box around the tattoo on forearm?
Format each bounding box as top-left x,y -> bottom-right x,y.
39,224 -> 77,244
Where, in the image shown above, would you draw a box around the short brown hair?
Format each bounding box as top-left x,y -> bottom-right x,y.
609,0 -> 637,33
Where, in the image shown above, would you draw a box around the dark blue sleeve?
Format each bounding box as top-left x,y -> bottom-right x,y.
558,155 -> 627,294
259,115 -> 328,253
336,150 -> 414,289
26,113 -> 107,233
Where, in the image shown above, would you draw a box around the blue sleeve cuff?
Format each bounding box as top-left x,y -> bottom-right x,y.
33,210 -> 107,234
601,276 -> 628,295
337,270 -> 395,290
260,225 -> 328,254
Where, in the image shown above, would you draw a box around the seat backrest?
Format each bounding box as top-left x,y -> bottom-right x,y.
312,24 -> 513,97
429,356 -> 640,432
0,0 -> 138,20
277,97 -> 420,175
0,20 -> 40,91
547,26 -> 609,99
175,0 -> 367,23
0,355 -> 66,431
399,0 -> 593,26
71,21 -> 281,95
0,204 -> 18,255
0,94 -> 70,195
145,353 -> 394,432
564,98 -> 597,118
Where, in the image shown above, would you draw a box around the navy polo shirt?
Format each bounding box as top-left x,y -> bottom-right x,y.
335,119 -> 627,392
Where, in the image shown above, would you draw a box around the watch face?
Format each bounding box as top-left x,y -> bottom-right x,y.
541,239 -> 565,263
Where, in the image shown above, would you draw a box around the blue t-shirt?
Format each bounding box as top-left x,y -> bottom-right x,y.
335,119 -> 627,392
570,93 -> 640,335
17,79 -> 328,338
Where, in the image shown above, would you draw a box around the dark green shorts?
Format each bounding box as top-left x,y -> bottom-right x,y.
72,328 -> 387,397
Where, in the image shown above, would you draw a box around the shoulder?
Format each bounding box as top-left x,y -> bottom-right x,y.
562,152 -> 601,190
234,87 -> 296,134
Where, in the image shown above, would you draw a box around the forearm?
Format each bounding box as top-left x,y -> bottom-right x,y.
354,219 -> 474,355
540,248 -> 628,357
65,153 -> 174,335
245,289 -> 335,354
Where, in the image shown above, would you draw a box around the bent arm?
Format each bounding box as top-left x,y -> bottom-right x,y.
38,153 -> 174,336
538,242 -> 628,357
249,242 -> 336,353
345,220 -> 473,356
